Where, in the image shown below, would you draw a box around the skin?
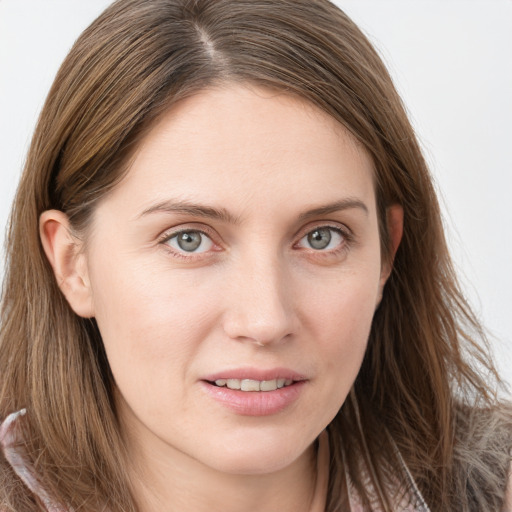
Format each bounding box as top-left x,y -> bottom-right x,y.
41,84 -> 403,512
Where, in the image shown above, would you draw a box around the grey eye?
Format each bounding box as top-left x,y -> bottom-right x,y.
298,227 -> 344,251
167,230 -> 213,253
308,228 -> 332,250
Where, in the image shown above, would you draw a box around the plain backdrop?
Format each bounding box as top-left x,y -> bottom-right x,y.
1,1 -> 511,389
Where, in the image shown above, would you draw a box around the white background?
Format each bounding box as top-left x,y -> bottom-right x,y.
1,1 -> 511,389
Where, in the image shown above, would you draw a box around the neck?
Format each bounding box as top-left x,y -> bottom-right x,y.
126,436 -> 318,512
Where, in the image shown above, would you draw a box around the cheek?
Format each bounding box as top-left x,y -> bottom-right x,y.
91,248 -> 210,329
303,269 -> 380,404
87,253 -> 220,391
304,263 -> 380,340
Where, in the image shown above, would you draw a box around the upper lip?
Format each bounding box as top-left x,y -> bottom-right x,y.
202,367 -> 307,383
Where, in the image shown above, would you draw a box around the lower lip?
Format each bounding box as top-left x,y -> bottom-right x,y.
201,381 -> 306,416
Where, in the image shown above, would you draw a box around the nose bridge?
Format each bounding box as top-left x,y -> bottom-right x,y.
222,247 -> 295,345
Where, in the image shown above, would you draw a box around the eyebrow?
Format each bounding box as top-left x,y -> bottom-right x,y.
138,197 -> 368,223
138,199 -> 240,224
298,198 -> 369,220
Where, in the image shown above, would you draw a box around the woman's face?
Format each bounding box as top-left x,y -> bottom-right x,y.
80,85 -> 393,474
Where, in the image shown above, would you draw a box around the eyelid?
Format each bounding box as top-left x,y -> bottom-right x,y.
294,221 -> 353,242
157,222 -> 218,243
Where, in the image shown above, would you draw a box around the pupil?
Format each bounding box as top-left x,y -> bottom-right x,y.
308,228 -> 331,250
177,232 -> 202,251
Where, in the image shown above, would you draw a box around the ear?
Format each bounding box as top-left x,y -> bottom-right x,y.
39,210 -> 95,318
377,204 -> 404,299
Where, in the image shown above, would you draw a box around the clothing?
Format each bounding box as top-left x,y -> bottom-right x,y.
1,409 -> 429,512
0,410 -> 64,512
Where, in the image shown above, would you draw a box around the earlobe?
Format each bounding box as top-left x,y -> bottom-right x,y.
39,210 -> 95,318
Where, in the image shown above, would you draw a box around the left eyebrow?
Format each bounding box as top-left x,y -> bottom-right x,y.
298,198 -> 369,220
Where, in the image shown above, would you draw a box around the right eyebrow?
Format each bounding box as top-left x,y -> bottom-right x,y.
137,199 -> 240,225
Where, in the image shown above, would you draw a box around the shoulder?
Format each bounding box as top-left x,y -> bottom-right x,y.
504,457 -> 512,511
0,453 -> 39,512
1,412 -> 43,512
453,402 -> 512,511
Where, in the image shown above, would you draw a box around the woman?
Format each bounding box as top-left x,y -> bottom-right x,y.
1,0 -> 511,510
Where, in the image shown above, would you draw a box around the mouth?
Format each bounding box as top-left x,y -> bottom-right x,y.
208,378 -> 295,392
201,369 -> 307,415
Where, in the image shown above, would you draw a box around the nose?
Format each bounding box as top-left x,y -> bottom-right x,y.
221,253 -> 297,347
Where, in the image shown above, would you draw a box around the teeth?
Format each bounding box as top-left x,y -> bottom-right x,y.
260,379 -> 277,391
226,379 -> 241,390
214,378 -> 294,392
241,379 -> 260,391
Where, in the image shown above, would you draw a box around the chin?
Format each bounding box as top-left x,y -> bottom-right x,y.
198,430 -> 314,475
206,451 -> 302,476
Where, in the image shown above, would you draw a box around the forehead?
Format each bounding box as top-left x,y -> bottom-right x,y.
99,84 -> 377,220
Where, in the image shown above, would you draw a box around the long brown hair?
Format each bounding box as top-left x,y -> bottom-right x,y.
1,1 -> 510,510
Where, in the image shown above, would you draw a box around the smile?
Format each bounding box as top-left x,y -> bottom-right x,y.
212,378 -> 294,392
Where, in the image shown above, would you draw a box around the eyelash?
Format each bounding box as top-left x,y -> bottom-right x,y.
158,223 -> 353,260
